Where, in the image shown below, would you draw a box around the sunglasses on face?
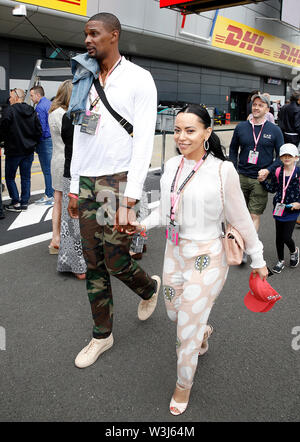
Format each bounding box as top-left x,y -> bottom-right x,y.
11,88 -> 21,99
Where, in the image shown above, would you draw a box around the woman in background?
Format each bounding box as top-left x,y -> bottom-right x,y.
57,107 -> 87,279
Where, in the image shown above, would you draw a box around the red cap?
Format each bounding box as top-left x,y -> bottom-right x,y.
244,273 -> 281,313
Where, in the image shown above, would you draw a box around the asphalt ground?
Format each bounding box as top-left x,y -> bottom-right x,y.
0,185 -> 299,423
0,127 -> 299,424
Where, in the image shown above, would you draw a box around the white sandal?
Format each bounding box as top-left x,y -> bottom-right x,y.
169,384 -> 190,416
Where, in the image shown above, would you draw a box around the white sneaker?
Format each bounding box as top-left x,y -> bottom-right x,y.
290,247 -> 299,268
74,334 -> 114,368
138,275 -> 161,321
272,260 -> 285,274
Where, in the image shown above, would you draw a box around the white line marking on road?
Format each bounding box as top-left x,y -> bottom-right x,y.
0,232 -> 52,255
44,207 -> 53,221
0,167 -> 161,253
8,204 -> 53,231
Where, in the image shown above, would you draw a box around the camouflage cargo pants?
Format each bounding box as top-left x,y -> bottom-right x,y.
79,172 -> 156,339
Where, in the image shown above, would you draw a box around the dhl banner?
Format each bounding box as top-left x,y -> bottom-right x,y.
15,0 -> 87,16
212,15 -> 300,69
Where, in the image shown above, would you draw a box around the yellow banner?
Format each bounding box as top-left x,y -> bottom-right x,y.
212,15 -> 300,69
15,0 -> 87,16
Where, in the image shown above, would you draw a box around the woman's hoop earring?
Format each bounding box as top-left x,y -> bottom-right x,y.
204,139 -> 209,151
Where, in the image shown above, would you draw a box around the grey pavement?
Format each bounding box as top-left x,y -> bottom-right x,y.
0,192 -> 299,422
0,126 -> 299,422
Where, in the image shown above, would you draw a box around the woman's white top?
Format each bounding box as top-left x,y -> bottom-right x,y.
143,154 -> 266,269
49,107 -> 66,192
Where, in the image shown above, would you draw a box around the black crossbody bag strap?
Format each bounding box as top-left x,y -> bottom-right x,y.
93,78 -> 133,137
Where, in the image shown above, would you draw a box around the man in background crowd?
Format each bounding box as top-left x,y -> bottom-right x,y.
278,91 -> 300,146
229,93 -> 284,261
30,85 -> 54,205
0,88 -> 42,211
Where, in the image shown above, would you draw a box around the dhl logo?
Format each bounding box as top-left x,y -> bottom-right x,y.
213,16 -> 300,68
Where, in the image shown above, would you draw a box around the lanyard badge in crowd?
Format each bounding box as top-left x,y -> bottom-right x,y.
166,152 -> 208,245
273,166 -> 296,217
248,121 -> 265,165
80,57 -> 122,136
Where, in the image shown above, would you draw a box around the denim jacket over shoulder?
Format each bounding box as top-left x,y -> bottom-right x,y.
67,53 -> 100,123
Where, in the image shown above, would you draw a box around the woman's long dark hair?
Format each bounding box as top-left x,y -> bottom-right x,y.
177,104 -> 227,161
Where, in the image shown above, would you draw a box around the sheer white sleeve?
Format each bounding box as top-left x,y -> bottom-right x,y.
142,162 -> 172,231
222,161 -> 266,269
143,203 -> 162,231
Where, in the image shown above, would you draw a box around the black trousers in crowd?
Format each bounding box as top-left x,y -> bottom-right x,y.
283,133 -> 300,146
275,219 -> 297,261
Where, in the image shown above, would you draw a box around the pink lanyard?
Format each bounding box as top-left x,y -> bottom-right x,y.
281,166 -> 295,204
251,121 -> 265,152
170,153 -> 208,221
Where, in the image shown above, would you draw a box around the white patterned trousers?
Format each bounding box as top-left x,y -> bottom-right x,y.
163,237 -> 229,389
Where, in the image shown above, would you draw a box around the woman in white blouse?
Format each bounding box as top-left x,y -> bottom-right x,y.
135,104 -> 268,415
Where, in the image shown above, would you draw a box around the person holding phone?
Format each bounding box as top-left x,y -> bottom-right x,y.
262,143 -> 300,273
131,104 -> 268,416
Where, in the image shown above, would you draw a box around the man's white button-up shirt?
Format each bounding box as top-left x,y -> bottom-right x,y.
70,57 -> 157,200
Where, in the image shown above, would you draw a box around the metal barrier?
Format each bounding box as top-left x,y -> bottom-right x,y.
155,108 -> 178,174
156,106 -> 215,132
155,124 -> 235,175
155,107 -> 216,174
156,107 -> 178,132
24,59 -> 72,104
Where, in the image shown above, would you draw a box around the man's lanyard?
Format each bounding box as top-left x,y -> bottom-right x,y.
170,153 -> 208,221
281,166 -> 296,203
251,121 -> 265,152
89,57 -> 122,111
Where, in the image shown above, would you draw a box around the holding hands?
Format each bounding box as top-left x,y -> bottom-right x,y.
257,169 -> 270,182
113,206 -> 137,233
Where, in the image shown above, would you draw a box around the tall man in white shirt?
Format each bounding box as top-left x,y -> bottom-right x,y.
67,13 -> 161,368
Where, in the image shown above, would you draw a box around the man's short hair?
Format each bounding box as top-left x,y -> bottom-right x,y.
290,91 -> 300,102
30,85 -> 45,96
88,12 -> 121,39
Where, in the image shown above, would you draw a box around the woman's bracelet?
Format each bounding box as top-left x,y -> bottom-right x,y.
68,193 -> 79,200
120,204 -> 133,209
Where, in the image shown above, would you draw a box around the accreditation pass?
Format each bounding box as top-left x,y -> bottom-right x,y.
80,111 -> 100,135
